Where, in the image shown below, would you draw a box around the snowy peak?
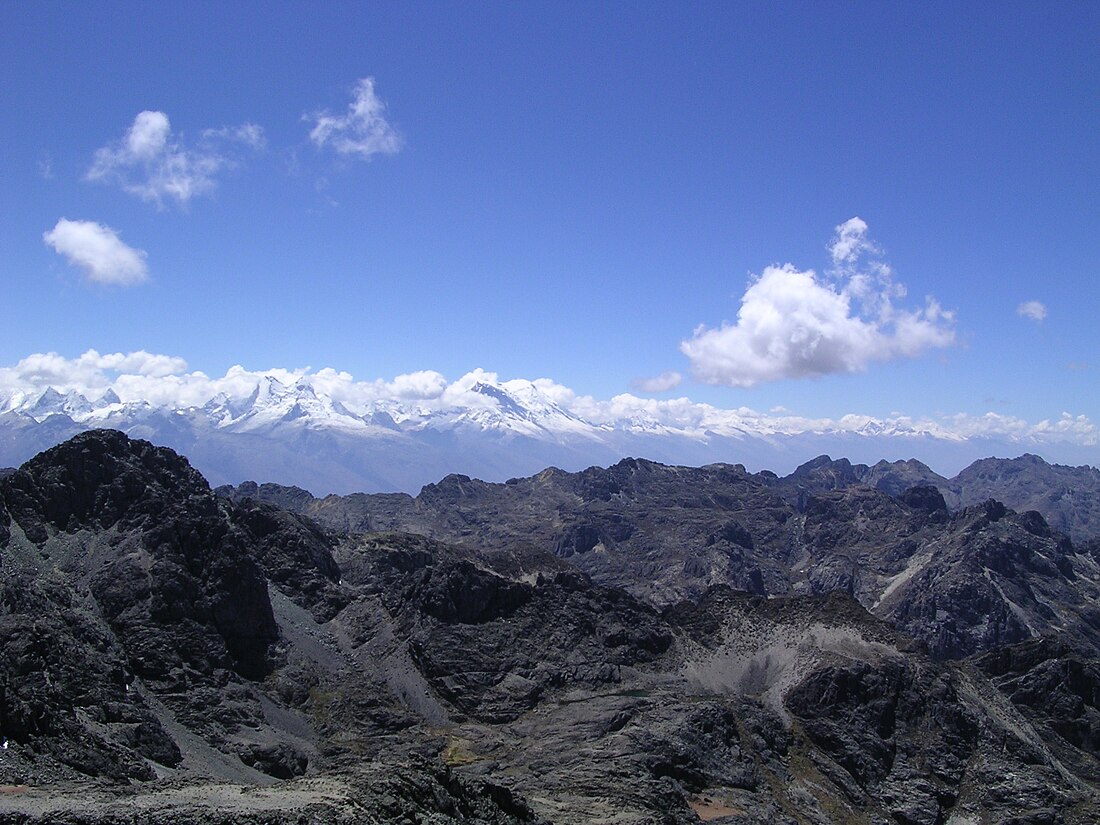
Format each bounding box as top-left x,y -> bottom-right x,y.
200,375 -> 366,432
0,375 -> 1090,454
96,389 -> 121,408
431,378 -> 599,439
11,387 -> 93,421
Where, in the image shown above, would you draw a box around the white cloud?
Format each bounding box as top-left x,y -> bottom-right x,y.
42,219 -> 148,285
632,371 -> 683,393
943,411 -> 1097,445
203,122 -> 266,150
388,370 -> 449,400
307,77 -> 402,159
125,110 -> 170,158
94,351 -> 189,377
0,350 -> 186,398
86,111 -> 263,206
528,377 -> 577,408
1017,300 -> 1047,322
829,216 -> 876,266
681,219 -> 955,387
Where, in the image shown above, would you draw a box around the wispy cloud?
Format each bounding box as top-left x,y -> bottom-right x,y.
42,219 -> 148,285
681,218 -> 955,387
306,77 -> 402,160
1017,300 -> 1047,322
632,371 -> 683,393
86,110 -> 263,207
203,122 -> 266,150
37,152 -> 54,180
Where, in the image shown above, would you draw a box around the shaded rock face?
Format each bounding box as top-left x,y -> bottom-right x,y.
897,483 -> 949,516
787,661 -> 979,801
3,429 -> 214,543
0,571 -> 181,781
229,497 -> 348,622
630,701 -> 759,793
552,523 -> 602,557
0,431 -> 344,782
4,430 -> 279,682
349,535 -> 672,724
879,502 -> 1096,661
976,639 -> 1100,781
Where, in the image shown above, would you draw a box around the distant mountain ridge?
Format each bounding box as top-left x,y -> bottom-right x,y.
1,375 -> 1096,494
223,451 -> 1100,545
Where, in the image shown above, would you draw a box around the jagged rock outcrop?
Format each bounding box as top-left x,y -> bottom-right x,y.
976,638 -> 1100,782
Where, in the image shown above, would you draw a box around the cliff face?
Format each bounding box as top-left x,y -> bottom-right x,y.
1,431 -> 1099,824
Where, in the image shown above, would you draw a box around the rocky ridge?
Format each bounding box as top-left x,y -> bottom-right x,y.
222,456 -> 1100,662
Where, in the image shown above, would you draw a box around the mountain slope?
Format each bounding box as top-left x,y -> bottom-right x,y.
2,432 -> 1100,823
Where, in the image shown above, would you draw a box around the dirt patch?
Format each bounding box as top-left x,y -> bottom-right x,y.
689,796 -> 744,821
0,786 -> 29,795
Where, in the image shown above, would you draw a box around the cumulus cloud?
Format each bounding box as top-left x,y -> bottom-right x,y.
1017,300 -> 1047,322
86,110 -> 263,206
943,411 -> 1097,445
681,218 -> 955,387
388,370 -> 449,400
0,350 -> 187,398
632,371 -> 683,393
829,216 -> 878,266
306,77 -> 402,159
42,219 -> 148,285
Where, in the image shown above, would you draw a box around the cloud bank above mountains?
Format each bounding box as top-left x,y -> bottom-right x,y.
0,349 -> 1093,451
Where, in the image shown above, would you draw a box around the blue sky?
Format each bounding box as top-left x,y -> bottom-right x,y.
3,2 -> 1098,435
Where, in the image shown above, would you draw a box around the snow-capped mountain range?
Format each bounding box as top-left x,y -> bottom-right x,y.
1,369 -> 1096,494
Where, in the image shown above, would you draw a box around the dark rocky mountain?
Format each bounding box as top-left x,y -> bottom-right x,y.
224,451 -> 1100,544
948,454 -> 1100,542
746,453 -> 1100,545
221,457 -> 1100,662
2,431 -> 1099,823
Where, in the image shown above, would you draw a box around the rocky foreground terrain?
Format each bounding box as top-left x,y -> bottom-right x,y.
2,431 -> 1100,823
